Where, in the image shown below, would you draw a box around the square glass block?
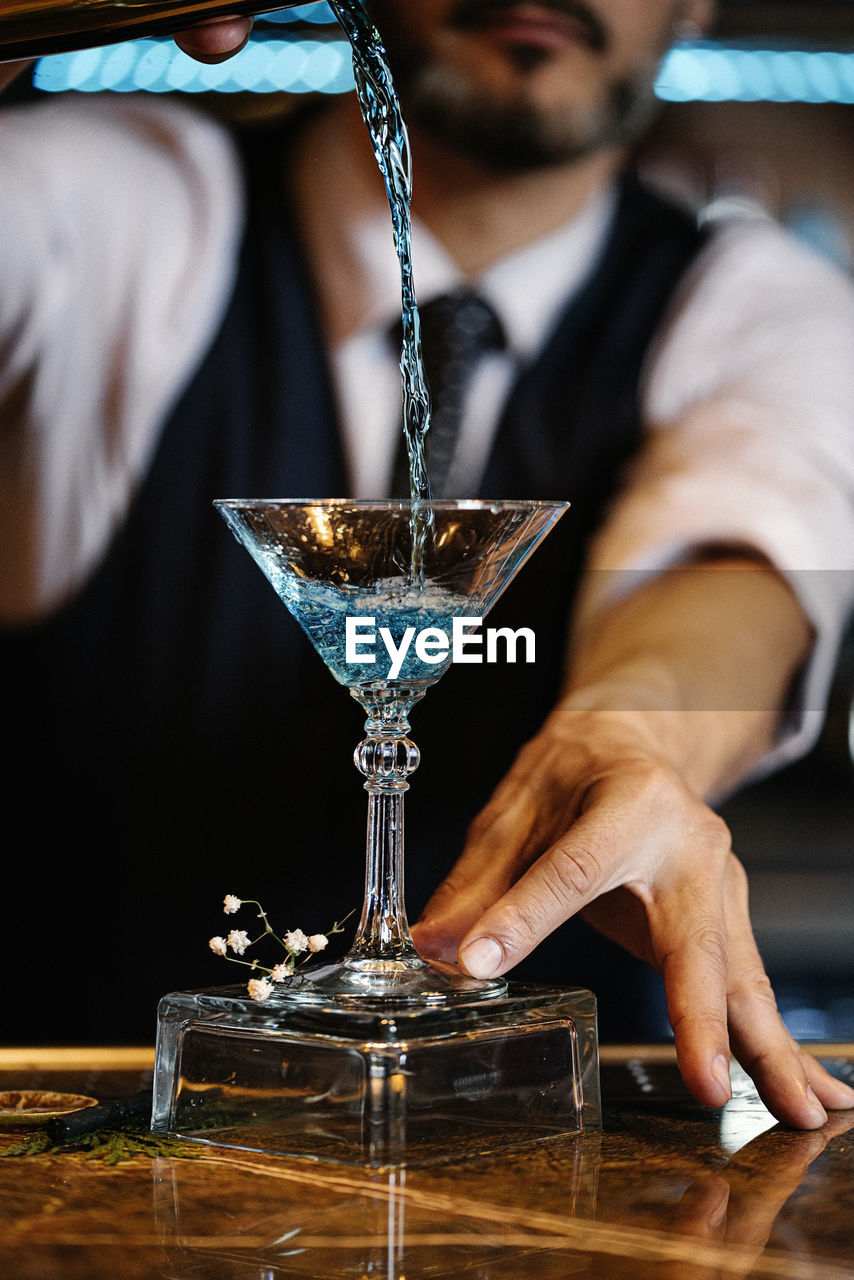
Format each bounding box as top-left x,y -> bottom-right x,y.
152,983 -> 600,1167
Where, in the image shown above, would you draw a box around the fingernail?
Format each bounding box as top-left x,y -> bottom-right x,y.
460,937 -> 503,978
823,1078 -> 854,1109
711,1054 -> 732,1104
806,1086 -> 828,1124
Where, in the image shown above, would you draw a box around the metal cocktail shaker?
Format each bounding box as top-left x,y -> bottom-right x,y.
0,2 -> 307,63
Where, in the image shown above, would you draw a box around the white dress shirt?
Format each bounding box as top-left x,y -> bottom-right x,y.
1,94 -> 853,775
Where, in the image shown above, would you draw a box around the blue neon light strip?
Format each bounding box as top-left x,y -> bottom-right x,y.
32,38 -> 854,103
34,35 -> 355,95
656,43 -> 854,104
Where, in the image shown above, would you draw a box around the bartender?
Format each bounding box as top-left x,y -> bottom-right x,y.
1,0 -> 853,1128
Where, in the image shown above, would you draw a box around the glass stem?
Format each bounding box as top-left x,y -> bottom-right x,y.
349,686 -> 425,963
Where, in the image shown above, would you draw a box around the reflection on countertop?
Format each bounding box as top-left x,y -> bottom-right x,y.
1,1045 -> 853,1280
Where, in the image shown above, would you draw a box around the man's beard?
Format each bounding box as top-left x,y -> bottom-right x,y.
402,59 -> 660,172
366,0 -> 664,174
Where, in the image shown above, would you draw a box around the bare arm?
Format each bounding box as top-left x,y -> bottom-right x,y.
412,557 -> 854,1128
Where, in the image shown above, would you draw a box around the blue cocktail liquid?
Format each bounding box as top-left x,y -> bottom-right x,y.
263,567 -> 479,688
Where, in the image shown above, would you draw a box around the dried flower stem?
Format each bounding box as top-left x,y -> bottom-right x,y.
210,897 -> 354,1001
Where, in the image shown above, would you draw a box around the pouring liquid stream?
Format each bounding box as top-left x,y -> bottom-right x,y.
328,0 -> 435,584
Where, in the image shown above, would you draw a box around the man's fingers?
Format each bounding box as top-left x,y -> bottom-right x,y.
724,869 -> 830,1128
728,981 -> 838,1129
411,879 -> 495,964
653,883 -> 732,1108
722,857 -> 854,1124
800,1053 -> 854,1112
173,16 -> 253,63
412,850 -> 531,963
455,812 -> 612,977
414,782 -> 544,960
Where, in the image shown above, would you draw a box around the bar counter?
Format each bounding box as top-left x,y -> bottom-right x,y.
2,1043 -> 853,1279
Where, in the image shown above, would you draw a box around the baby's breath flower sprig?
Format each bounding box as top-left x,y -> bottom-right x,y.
209,896 -> 354,1001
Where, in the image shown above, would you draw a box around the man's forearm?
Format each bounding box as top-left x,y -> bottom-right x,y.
560,557 -> 814,798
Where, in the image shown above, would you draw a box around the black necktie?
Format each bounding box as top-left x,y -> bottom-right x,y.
389,290 -> 505,497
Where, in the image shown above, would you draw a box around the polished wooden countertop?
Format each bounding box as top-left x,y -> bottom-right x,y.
2,1043 -> 853,1279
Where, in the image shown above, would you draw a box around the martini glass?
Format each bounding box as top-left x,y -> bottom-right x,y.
215,498 -> 568,1006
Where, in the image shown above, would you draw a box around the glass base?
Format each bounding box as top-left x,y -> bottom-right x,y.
267,954 -> 508,1005
152,982 -> 600,1167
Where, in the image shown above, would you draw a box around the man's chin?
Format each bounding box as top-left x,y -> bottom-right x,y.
404,65 -> 604,172
402,55 -> 659,173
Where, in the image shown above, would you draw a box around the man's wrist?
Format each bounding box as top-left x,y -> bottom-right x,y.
548,692 -> 774,799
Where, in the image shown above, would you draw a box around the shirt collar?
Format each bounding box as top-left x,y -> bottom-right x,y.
478,183 -> 618,361
342,183 -> 619,362
295,107 -> 619,359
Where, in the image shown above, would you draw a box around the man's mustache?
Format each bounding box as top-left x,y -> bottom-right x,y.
449,0 -> 610,54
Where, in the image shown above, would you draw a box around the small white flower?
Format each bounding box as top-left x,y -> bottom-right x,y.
270,963 -> 291,983
284,929 -> 309,954
227,929 -> 251,955
308,933 -> 328,953
209,936 -> 228,956
223,895 -> 242,914
247,977 -> 273,1002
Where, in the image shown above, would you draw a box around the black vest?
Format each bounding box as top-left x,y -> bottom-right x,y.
1,127 -> 705,1043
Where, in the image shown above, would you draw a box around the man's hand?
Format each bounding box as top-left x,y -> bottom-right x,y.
412,706 -> 854,1127
411,562 -> 854,1129
173,15 -> 254,63
0,15 -> 251,93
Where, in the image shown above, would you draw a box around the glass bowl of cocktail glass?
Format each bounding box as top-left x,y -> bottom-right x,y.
215,498 -> 568,1006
